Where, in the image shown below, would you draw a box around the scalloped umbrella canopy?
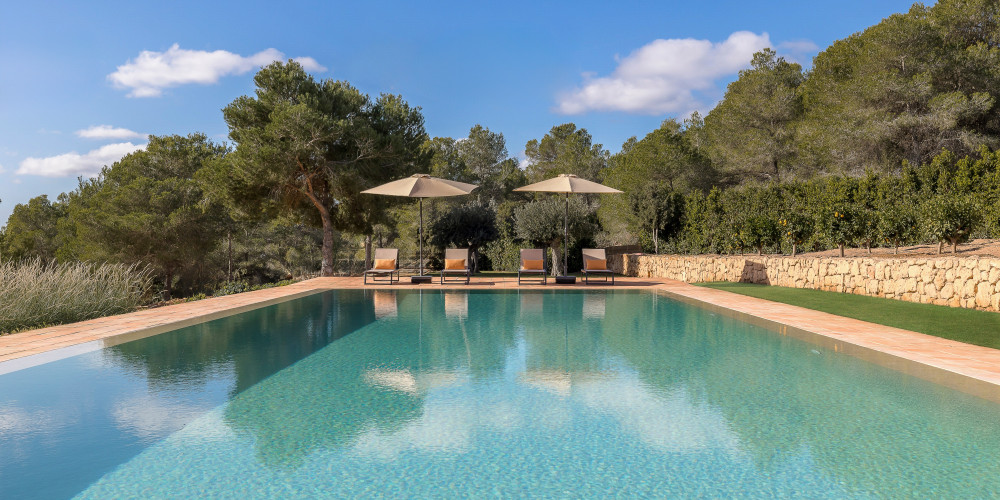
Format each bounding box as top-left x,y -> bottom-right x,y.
513,174 -> 622,276
362,174 -> 478,277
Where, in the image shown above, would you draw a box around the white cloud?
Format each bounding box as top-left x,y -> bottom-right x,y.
17,142 -> 145,178
556,31 -> 773,115
112,394 -> 219,441
108,44 -> 327,97
777,39 -> 821,66
76,125 -> 146,140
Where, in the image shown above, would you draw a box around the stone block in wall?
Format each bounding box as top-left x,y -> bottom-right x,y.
964,279 -> 977,298
977,283 -> 992,308
620,253 -> 1000,313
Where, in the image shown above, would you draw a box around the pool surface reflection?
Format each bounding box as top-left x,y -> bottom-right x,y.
3,290 -> 1000,498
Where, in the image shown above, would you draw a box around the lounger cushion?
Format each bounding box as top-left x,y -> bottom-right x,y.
444,258 -> 466,270
373,259 -> 396,270
522,259 -> 544,270
585,259 -> 607,271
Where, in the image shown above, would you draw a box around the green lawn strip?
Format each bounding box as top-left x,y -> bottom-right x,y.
696,282 -> 1000,349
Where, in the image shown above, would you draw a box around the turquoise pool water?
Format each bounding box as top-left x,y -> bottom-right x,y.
3,289 -> 1000,498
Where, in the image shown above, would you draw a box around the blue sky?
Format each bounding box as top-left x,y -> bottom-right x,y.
0,0 -> 917,224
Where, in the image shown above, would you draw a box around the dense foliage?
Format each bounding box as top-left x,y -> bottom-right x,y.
3,0 -> 1000,297
211,61 -> 430,276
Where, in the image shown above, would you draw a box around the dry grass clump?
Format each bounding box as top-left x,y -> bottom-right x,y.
0,259 -> 153,334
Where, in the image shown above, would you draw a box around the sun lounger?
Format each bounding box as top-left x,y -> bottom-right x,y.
518,249 -> 547,285
364,248 -> 399,284
440,248 -> 471,284
582,248 -> 614,285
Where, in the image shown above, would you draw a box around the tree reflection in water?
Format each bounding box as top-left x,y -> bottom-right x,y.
106,290 -> 377,395
82,291 -> 1000,496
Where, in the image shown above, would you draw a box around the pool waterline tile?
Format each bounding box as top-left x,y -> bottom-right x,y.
2,276 -> 1000,401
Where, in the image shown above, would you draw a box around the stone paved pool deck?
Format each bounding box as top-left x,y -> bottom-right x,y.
2,276 -> 1000,401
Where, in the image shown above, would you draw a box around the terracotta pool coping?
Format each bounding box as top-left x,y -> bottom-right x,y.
2,276 -> 1000,402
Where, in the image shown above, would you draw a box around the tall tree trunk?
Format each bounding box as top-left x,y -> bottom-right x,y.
303,189 -> 335,277
838,244 -> 844,257
866,242 -> 871,254
937,241 -> 943,255
791,243 -> 797,257
894,244 -> 899,255
952,239 -> 959,254
227,231 -> 232,282
364,234 -> 373,271
319,214 -> 334,276
163,270 -> 173,301
654,226 -> 659,254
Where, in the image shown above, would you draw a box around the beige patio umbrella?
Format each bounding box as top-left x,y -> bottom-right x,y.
362,174 -> 477,280
514,174 -> 622,277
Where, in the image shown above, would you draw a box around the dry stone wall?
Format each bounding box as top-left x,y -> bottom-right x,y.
609,253 -> 1000,313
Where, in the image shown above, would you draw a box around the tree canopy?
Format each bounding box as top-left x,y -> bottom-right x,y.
703,49 -> 804,180
524,123 -> 609,182
69,133 -> 228,298
6,3 -> 1000,294
216,60 -> 429,275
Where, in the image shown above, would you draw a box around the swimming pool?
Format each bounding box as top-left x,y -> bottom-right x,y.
2,289 -> 1000,497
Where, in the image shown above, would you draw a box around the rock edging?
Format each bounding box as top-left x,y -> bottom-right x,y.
610,254 -> 1000,312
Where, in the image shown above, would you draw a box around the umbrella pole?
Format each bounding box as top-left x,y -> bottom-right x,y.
419,198 -> 424,276
564,192 -> 569,276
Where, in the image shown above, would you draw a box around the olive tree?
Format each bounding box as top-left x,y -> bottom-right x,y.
429,201 -> 498,271
514,197 -> 595,275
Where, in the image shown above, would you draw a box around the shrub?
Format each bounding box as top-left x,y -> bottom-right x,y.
481,236 -> 520,272
0,259 -> 153,334
780,212 -> 813,256
878,202 -> 919,254
816,205 -> 859,257
855,206 -> 879,254
923,195 -> 982,254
